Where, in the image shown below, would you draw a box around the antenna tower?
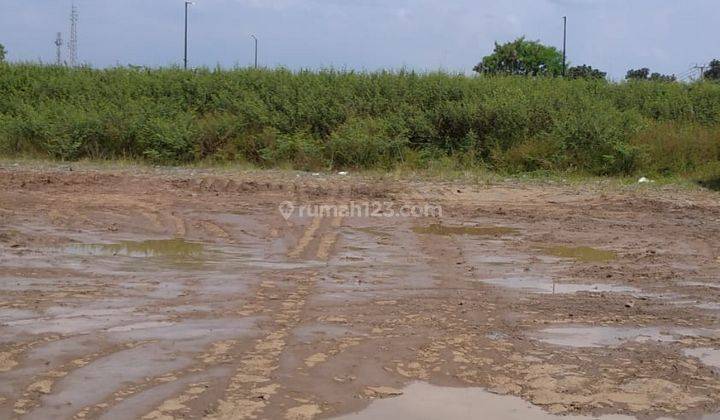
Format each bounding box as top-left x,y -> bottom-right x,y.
68,4 -> 79,66
55,32 -> 64,65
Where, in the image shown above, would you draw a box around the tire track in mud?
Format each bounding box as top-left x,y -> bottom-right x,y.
67,317 -> 256,417
134,274 -> 317,420
289,216 -> 344,261
13,342 -> 145,418
196,220 -> 233,242
288,217 -> 322,259
0,335 -> 80,416
39,193 -> 189,237
1,334 -> 150,417
55,269 -> 272,419
211,310 -> 307,418
316,216 -> 343,261
139,216 -> 346,419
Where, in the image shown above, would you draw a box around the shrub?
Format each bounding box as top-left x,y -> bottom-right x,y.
631,122 -> 720,175
0,64 -> 719,176
137,114 -> 197,163
326,117 -> 408,169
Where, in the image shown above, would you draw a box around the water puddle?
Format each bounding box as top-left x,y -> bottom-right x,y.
106,321 -> 175,333
479,276 -> 638,295
65,239 -> 204,259
684,348 -> 720,370
106,318 -> 259,342
335,382 -> 632,420
354,226 -> 393,238
696,303 -> 720,311
539,246 -> 616,263
486,332 -> 509,341
413,224 -> 518,237
682,281 -> 720,289
294,324 -> 351,343
3,310 -> 152,336
530,326 -> 719,348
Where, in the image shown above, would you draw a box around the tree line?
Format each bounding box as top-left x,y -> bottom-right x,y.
1,39 -> 719,82
474,37 -> 720,82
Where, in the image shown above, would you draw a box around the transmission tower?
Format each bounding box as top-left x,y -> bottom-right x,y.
68,4 -> 78,66
54,32 -> 64,65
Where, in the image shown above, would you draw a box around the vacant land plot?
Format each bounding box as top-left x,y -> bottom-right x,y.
1,163 -> 719,419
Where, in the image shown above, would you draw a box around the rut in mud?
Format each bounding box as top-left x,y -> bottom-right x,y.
1,164 -> 720,419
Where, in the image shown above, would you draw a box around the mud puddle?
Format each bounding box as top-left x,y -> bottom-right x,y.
336,382 -> 633,419
530,326 -> 720,348
682,281 -> 720,289
413,224 -> 518,237
478,276 -> 639,295
65,238 -> 203,259
684,348 -> 720,370
3,309 -> 155,336
294,324 -> 352,343
539,246 -> 617,263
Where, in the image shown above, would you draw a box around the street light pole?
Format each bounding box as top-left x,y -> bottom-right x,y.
251,34 -> 258,69
184,1 -> 193,70
562,16 -> 567,77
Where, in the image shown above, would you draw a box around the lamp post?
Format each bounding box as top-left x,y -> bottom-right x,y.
184,1 -> 194,69
251,34 -> 258,69
562,16 -> 567,76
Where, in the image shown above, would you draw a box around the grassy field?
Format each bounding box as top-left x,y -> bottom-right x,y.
1,64 -> 719,182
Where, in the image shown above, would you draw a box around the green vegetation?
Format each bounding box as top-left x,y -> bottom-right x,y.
626,68 -> 677,82
567,65 -> 606,80
705,60 -> 720,81
0,64 -> 719,180
473,37 -> 564,77
0,44 -> 6,63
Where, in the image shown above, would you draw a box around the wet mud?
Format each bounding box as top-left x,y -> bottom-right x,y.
1,164 -> 720,419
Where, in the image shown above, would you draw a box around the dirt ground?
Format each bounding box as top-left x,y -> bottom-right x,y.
1,163 -> 720,420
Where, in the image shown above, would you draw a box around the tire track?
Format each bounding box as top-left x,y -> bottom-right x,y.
315,216 -> 344,261
288,217 -> 322,259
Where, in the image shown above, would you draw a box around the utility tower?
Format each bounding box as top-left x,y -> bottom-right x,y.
54,32 -> 64,65
68,4 -> 79,66
692,64 -> 707,81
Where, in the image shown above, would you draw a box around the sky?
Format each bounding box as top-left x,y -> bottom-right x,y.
0,0 -> 717,80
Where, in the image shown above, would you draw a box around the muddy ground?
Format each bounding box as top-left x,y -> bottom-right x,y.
1,163 -> 720,420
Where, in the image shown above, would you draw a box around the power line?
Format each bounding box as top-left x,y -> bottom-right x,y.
691,63 -> 708,81
676,66 -> 697,81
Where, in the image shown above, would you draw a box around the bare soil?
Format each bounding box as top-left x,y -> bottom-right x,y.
1,163 -> 720,419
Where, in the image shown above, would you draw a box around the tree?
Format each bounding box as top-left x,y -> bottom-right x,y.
0,43 -> 6,63
567,65 -> 606,80
626,67 -> 676,82
649,72 -> 676,82
626,68 -> 650,80
474,37 -> 564,77
704,60 -> 720,81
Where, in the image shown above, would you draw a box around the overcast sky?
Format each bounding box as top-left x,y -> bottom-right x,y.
0,0 -> 717,80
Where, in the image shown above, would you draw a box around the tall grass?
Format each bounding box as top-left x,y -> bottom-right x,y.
1,63 -> 719,176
